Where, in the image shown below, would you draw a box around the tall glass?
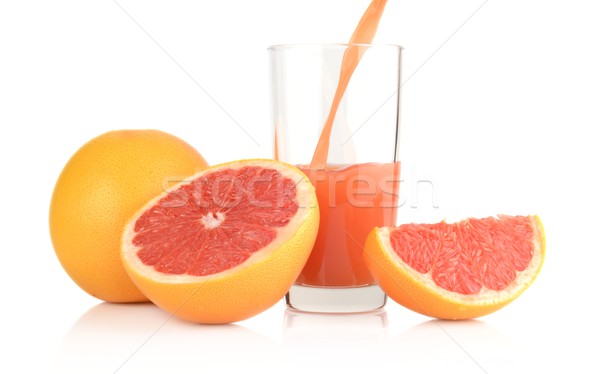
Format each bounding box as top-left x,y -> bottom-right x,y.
269,44 -> 401,313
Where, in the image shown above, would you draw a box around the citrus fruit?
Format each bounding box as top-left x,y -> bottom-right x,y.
121,159 -> 319,324
364,215 -> 545,319
50,130 -> 207,302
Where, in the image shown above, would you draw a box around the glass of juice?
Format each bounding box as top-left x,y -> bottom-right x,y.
269,44 -> 402,312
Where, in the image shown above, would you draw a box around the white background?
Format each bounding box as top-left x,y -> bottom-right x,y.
1,0 -> 599,373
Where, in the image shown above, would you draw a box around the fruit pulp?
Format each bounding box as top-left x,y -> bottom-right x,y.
132,166 -> 300,276
389,216 -> 536,294
297,162 -> 399,287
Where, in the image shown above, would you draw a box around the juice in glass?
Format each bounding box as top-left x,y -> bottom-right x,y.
297,162 -> 400,287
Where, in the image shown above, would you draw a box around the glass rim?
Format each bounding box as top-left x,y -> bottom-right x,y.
268,43 -> 403,51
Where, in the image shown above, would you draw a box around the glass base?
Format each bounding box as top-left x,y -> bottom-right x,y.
285,284 -> 386,313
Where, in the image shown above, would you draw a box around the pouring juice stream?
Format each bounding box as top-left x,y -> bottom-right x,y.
310,0 -> 388,169
293,0 -> 400,287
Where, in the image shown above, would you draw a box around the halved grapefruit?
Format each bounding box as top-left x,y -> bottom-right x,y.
364,215 -> 545,320
121,159 -> 319,324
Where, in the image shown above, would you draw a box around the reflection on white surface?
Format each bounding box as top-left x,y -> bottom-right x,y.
282,308 -> 526,373
283,308 -> 390,371
284,308 -> 388,331
392,319 -> 523,373
57,302 -> 281,373
57,303 -> 529,373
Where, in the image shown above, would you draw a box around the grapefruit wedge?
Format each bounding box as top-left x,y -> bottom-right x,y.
364,215 -> 545,320
121,159 -> 319,324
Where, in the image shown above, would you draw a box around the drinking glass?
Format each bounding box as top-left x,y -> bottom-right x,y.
269,44 -> 402,312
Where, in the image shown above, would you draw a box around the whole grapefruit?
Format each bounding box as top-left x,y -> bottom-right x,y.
50,130 -> 208,302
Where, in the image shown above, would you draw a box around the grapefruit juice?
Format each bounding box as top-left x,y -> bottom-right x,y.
297,162 -> 400,287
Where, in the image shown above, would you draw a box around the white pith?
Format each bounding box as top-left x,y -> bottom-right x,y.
200,212 -> 225,229
122,159 -> 316,283
376,217 -> 544,305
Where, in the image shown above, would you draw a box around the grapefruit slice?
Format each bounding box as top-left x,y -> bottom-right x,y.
121,159 -> 319,324
364,215 -> 545,320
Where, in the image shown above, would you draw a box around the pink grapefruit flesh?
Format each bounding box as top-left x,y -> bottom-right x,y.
390,215 -> 535,295
132,166 -> 300,276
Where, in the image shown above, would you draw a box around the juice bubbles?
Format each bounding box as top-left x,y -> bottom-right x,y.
297,162 -> 400,287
